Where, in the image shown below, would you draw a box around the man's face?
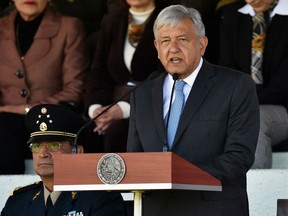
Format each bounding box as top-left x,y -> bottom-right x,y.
32,141 -> 72,178
245,0 -> 276,13
154,18 -> 208,79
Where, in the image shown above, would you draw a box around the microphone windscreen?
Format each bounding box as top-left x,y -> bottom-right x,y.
172,73 -> 179,81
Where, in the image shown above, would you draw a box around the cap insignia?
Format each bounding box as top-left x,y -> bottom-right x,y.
41,107 -> 47,114
39,122 -> 47,131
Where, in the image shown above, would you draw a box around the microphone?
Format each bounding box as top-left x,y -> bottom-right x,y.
163,73 -> 179,152
73,71 -> 163,147
72,146 -> 77,154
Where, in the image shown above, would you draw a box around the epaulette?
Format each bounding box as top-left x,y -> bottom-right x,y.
10,181 -> 42,196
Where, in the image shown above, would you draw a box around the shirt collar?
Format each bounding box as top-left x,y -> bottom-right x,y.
238,0 -> 288,17
183,57 -> 203,87
44,185 -> 61,205
166,57 -> 203,87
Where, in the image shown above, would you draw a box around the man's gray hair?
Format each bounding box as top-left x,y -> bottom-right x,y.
153,5 -> 205,39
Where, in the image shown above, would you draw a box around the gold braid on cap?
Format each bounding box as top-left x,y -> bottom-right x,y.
30,131 -> 77,138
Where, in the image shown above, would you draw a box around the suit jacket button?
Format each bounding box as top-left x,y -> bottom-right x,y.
16,70 -> 24,78
20,89 -> 27,97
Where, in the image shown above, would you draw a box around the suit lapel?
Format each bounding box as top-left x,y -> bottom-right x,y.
152,73 -> 167,146
24,8 -> 60,67
237,14 -> 252,73
0,11 -> 22,69
115,10 -> 129,73
172,61 -> 215,148
0,8 -> 59,68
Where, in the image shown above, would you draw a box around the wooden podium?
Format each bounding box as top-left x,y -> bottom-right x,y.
54,152 -> 222,216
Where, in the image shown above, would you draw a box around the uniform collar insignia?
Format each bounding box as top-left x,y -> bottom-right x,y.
32,190 -> 41,200
71,191 -> 77,200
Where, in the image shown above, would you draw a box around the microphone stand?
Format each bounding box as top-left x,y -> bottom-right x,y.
73,71 -> 163,146
73,87 -> 135,146
163,73 -> 179,152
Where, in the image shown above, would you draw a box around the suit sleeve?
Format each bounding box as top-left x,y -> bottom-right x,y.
83,14 -> 117,111
198,74 -> 260,181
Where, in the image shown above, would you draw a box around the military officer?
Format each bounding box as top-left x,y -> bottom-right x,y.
1,104 -> 126,216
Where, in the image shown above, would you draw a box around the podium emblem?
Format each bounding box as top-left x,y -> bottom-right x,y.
97,153 -> 126,184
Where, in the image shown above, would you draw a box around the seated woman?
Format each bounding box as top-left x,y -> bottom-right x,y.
217,0 -> 288,168
84,0 -> 166,153
0,0 -> 89,174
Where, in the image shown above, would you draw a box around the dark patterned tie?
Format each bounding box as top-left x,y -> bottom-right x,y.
167,80 -> 186,149
251,12 -> 265,84
45,195 -> 53,216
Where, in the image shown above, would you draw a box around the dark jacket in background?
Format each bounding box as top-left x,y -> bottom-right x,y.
84,6 -> 163,109
218,1 -> 288,110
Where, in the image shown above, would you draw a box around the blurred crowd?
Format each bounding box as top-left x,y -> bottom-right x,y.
0,0 -> 287,174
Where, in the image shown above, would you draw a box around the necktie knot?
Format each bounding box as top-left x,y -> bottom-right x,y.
253,12 -> 264,23
175,80 -> 185,91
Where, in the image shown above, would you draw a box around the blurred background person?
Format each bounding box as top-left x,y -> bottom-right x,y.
50,0 -> 128,36
166,0 -> 221,23
84,0 -> 166,153
51,0 -> 108,36
217,0 -> 288,168
0,0 -> 89,174
50,0 -> 109,58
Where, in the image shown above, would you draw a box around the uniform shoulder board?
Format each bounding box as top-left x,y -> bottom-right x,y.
10,181 -> 42,196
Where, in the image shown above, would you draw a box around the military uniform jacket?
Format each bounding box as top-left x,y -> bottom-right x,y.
1,182 -> 126,216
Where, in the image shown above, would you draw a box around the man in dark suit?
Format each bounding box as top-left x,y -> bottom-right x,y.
218,0 -> 288,168
127,5 -> 259,216
1,104 -> 126,216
